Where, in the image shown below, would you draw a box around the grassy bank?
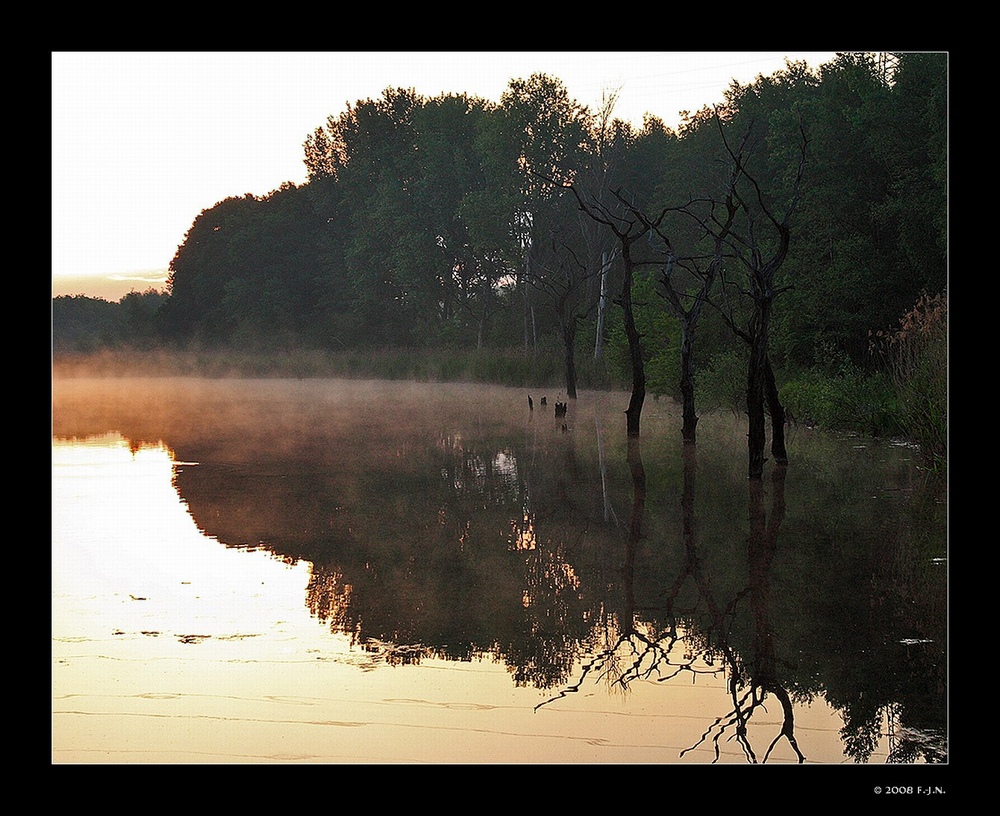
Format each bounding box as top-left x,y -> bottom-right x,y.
52,334 -> 945,473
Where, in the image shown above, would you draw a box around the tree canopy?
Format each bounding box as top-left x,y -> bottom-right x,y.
56,53 -> 947,457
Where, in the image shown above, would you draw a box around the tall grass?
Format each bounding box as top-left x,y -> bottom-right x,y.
779,368 -> 898,437
776,292 -> 947,471
870,291 -> 948,469
694,348 -> 749,416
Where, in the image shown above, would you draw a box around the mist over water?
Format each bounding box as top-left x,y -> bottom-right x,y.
52,375 -> 947,766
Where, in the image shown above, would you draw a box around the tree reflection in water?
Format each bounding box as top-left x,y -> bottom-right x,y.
536,439 -> 805,763
53,378 -> 947,763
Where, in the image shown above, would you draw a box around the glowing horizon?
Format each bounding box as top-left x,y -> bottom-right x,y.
53,51 -> 846,299
52,270 -> 169,301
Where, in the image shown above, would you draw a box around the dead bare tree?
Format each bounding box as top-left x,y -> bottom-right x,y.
705,113 -> 808,478
551,181 -> 668,437
640,125 -> 758,444
647,175 -> 740,443
593,248 -> 618,360
560,153 -> 733,446
526,233 -> 601,399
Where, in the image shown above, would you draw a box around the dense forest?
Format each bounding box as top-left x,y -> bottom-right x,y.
52,52 -> 947,469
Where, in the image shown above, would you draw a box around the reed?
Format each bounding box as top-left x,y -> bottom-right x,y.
869,292 -> 947,469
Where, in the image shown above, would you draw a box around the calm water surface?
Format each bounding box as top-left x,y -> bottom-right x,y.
52,377 -> 947,766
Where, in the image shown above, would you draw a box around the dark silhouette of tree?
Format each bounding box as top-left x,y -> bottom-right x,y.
161,194 -> 260,343
412,93 -> 507,346
555,182 -> 670,436
647,142 -> 743,442
526,219 -> 601,399
482,74 -> 592,351
52,290 -> 167,352
702,113 -> 807,477
116,53 -> 947,448
52,295 -> 119,351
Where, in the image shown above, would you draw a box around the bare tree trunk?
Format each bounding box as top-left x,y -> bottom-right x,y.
563,319 -> 578,399
707,111 -> 805,478
594,250 -> 612,360
746,301 -> 771,479
549,180 -> 653,438
657,226 -> 725,447
747,367 -> 767,478
764,356 -> 787,464
679,319 -> 698,444
622,263 -> 645,438
523,257 -> 531,350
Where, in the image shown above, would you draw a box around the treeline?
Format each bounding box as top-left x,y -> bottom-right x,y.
53,289 -> 169,351
53,53 -> 947,463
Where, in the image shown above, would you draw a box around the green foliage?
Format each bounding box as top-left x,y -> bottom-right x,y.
766,52 -> 948,368
695,348 -> 749,416
779,337 -> 898,434
642,320 -> 682,401
870,292 -> 948,467
601,273 -> 682,398
780,368 -> 898,436
52,295 -> 121,352
53,290 -> 168,352
120,289 -> 170,348
777,291 -> 947,468
238,62 -> 948,366
56,54 -> 947,462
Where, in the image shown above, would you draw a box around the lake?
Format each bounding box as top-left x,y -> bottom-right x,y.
52,376 -> 947,766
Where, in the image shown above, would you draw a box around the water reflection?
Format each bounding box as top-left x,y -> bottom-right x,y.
52,377 -> 947,764
532,442 -> 805,763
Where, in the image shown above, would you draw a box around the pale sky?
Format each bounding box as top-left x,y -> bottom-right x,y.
52,51 -> 840,300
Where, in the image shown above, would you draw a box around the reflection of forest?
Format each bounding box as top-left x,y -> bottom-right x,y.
53,377 -> 947,763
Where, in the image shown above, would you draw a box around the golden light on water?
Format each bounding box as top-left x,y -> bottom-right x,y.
52,434 -> 314,628
52,420 -> 881,764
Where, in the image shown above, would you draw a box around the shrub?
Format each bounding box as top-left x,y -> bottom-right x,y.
780,366 -> 898,435
696,348 -> 749,416
870,291 -> 947,467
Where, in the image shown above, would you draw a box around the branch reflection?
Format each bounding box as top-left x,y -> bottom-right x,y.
53,377 -> 947,763
537,439 -> 804,763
